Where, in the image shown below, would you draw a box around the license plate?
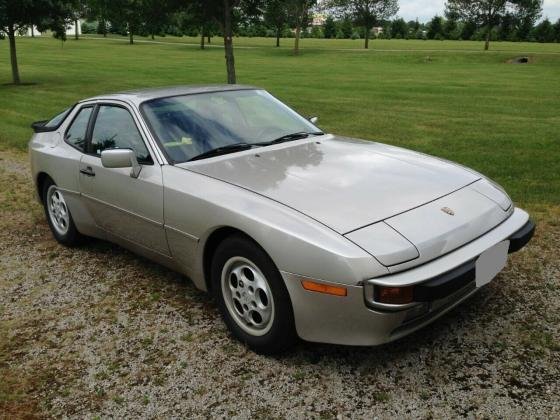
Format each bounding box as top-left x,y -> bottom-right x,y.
475,241 -> 509,288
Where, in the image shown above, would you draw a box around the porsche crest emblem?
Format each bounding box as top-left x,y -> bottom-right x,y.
441,207 -> 455,216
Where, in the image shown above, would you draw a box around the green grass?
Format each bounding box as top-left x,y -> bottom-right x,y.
1,36 -> 559,210
84,33 -> 560,53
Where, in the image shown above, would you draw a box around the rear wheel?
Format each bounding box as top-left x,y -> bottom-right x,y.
42,178 -> 83,246
211,235 -> 297,354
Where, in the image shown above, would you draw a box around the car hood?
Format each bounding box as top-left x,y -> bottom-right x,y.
180,135 -> 480,234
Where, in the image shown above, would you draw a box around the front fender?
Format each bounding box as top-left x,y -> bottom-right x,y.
162,165 -> 389,290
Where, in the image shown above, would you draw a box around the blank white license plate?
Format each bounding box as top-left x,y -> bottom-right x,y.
475,241 -> 509,288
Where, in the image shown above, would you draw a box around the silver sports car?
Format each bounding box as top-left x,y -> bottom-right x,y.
29,85 -> 535,354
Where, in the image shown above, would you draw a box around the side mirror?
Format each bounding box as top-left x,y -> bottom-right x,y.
309,116 -> 319,124
101,149 -> 141,178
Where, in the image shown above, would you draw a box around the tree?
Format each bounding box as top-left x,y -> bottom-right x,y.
427,15 -> 444,39
141,0 -> 177,40
533,17 -> 554,42
497,12 -> 516,40
88,0 -> 110,37
460,19 -> 477,39
264,0 -> 288,46
390,17 -> 407,38
288,0 -> 316,55
340,16 -> 353,38
554,18 -> 560,42
513,0 -> 543,40
328,0 -> 399,49
210,0 -> 262,83
104,0 -> 144,44
178,1 -> 215,49
71,0 -> 88,40
443,9 -> 460,39
323,15 -> 336,38
1,0 -> 73,84
446,0 -> 511,49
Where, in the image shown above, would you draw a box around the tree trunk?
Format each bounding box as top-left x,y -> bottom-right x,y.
276,28 -> 280,47
75,19 -> 79,40
151,33 -> 155,40
102,19 -> 107,37
223,0 -> 236,84
364,27 -> 370,49
208,35 -> 211,44
31,26 -> 35,37
200,27 -> 205,49
129,26 -> 134,45
484,24 -> 491,50
8,25 -> 21,85
294,24 -> 301,55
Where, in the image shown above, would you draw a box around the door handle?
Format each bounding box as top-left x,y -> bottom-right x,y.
79,166 -> 95,177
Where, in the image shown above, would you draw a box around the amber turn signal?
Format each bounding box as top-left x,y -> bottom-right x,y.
375,285 -> 414,305
301,280 -> 347,297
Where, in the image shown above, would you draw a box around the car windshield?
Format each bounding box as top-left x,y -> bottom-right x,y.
141,89 -> 321,163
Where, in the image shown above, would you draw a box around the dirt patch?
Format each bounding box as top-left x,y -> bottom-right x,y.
1,152 -> 559,418
507,56 -> 532,64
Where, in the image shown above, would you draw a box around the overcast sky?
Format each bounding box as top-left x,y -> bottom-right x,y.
397,0 -> 560,22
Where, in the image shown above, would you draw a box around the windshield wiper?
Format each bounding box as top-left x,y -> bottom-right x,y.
256,131 -> 323,146
188,143 -> 254,162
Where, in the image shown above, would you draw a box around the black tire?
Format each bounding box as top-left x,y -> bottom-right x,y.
211,234 -> 297,355
42,177 -> 83,246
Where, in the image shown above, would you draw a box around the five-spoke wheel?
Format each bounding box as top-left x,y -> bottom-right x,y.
47,187 -> 70,236
42,177 -> 82,246
221,257 -> 275,336
212,234 -> 297,354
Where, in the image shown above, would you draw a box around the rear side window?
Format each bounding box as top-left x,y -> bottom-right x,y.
45,107 -> 72,128
65,107 -> 93,152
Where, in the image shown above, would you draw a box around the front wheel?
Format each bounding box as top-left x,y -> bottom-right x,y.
211,235 -> 297,354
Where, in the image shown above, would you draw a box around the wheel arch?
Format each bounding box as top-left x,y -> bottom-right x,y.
36,172 -> 54,203
202,226 -> 269,293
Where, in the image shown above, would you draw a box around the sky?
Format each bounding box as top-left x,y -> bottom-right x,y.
397,0 -> 560,22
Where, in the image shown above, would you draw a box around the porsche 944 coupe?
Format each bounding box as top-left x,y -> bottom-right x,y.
29,86 -> 535,353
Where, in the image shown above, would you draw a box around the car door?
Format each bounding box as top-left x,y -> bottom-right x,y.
78,103 -> 170,256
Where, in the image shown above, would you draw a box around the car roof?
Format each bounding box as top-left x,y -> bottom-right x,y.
80,84 -> 259,106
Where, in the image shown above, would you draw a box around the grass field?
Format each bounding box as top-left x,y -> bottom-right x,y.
1,36 -> 559,213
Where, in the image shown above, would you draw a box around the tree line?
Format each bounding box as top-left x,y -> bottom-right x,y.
1,0 -> 555,86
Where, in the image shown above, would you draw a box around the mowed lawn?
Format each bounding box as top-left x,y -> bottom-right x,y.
1,36 -> 559,213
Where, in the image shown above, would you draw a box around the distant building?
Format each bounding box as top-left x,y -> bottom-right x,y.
372,27 -> 383,35
19,20 -> 81,37
23,26 -> 42,36
65,20 -> 82,36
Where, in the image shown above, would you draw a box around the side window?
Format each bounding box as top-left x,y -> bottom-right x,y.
91,106 -> 151,162
45,107 -> 72,128
65,107 -> 92,152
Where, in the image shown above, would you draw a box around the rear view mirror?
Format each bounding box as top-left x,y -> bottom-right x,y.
309,116 -> 318,124
101,149 -> 141,178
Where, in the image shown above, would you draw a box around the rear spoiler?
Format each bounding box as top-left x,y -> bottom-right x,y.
31,120 -> 57,133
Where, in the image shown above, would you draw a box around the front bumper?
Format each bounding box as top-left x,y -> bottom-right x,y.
282,208 -> 534,346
